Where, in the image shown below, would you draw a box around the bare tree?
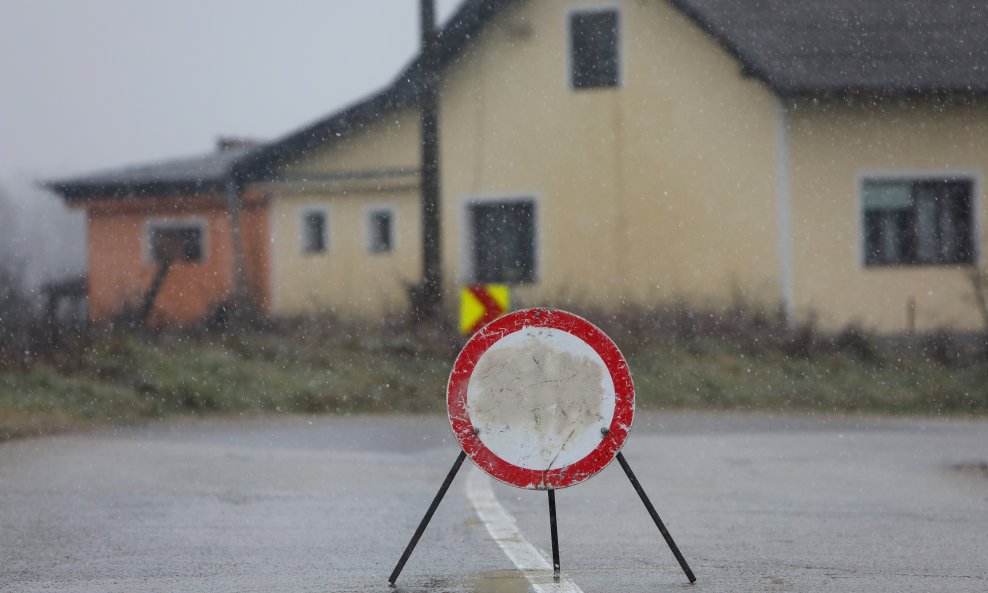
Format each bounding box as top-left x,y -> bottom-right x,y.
0,184 -> 38,364
0,184 -> 17,261
0,258 -> 34,366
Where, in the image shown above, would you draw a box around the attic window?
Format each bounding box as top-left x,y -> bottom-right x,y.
569,9 -> 620,89
149,223 -> 203,264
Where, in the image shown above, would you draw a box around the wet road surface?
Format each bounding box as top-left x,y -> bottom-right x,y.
1,412 -> 986,592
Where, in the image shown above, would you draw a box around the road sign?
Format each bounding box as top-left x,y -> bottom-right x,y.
448,308 -> 635,489
459,284 -> 509,335
392,307 -> 693,586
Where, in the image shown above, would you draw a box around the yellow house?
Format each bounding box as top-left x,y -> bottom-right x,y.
71,0 -> 986,333
233,0 -> 988,332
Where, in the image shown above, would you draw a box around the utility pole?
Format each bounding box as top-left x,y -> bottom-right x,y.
417,0 -> 443,319
224,178 -> 245,304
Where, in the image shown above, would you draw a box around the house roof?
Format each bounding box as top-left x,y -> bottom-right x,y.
47,145 -> 255,201
48,0 -> 988,197
237,0 -> 988,180
672,0 -> 988,97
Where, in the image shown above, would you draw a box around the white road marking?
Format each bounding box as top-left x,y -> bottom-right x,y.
466,467 -> 584,593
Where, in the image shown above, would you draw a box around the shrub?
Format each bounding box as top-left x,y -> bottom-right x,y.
0,262 -> 40,367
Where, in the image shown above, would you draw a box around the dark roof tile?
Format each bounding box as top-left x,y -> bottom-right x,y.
673,0 -> 988,95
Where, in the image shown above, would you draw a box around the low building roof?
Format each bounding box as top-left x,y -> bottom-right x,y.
46,145 -> 255,201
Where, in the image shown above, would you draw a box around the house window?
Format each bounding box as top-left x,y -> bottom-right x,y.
149,223 -> 203,264
469,200 -> 536,284
862,178 -> 974,266
570,9 -> 620,89
368,209 -> 394,253
301,209 -> 327,253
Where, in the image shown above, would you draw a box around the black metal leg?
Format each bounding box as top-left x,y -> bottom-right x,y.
616,451 -> 696,583
389,450 -> 468,585
548,489 -> 560,581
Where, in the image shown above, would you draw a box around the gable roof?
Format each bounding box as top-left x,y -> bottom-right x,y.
48,0 -> 988,198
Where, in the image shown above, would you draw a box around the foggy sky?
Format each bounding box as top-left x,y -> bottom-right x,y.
0,1 -> 462,285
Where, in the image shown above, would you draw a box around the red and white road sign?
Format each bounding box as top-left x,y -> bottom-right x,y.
448,308 -> 635,490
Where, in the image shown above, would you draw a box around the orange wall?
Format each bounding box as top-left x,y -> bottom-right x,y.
240,190 -> 271,315
83,194 -> 269,326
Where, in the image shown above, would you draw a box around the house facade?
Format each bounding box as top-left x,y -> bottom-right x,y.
239,0 -> 783,320
50,0 -> 988,332
787,97 -> 988,331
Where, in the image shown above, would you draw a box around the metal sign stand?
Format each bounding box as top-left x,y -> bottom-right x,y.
388,450 -> 696,586
616,451 -> 696,582
390,309 -> 696,587
548,488 -> 560,580
388,451 -> 466,585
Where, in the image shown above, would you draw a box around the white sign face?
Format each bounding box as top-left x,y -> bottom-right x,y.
448,308 -> 635,490
466,327 -> 617,471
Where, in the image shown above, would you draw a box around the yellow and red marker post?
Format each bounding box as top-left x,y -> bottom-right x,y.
459,284 -> 510,335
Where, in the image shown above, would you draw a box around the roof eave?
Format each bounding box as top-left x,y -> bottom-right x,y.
776,85 -> 988,101
48,179 -> 228,202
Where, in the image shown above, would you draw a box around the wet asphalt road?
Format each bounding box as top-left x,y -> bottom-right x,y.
1,412 -> 986,593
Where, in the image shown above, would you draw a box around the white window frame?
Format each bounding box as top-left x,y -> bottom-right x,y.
144,217 -> 208,264
460,193 -> 541,284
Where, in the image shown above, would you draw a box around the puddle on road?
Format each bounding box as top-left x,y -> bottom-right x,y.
471,569 -> 533,593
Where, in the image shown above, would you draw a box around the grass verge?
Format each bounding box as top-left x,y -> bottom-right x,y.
1,311 -> 987,440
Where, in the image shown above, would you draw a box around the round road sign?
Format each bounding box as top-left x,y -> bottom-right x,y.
448,308 -> 635,490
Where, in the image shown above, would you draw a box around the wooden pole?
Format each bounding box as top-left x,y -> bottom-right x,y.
418,0 -> 443,319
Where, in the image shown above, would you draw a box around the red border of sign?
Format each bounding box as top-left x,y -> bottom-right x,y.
448,308 -> 635,490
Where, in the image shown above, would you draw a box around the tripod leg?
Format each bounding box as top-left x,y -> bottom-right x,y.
548,489 -> 560,581
389,450 -> 467,585
616,451 -> 696,583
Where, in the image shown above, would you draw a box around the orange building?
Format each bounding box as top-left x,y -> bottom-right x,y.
48,141 -> 270,326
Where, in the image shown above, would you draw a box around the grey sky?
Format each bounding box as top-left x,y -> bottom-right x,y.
0,0 -> 461,181
0,1 -> 461,284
